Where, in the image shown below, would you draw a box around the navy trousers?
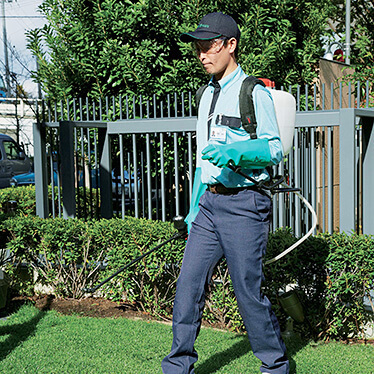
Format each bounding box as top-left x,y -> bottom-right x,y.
162,189 -> 289,374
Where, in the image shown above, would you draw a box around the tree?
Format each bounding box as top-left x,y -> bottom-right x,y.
27,0 -> 337,101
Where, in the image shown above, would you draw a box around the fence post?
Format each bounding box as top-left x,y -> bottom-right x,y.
362,115 -> 374,235
33,120 -> 49,218
339,109 -> 356,233
98,127 -> 113,219
60,121 -> 76,219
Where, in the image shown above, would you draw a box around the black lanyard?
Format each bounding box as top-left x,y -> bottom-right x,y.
207,81 -> 221,140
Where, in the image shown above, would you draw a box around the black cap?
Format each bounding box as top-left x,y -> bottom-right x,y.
180,12 -> 240,43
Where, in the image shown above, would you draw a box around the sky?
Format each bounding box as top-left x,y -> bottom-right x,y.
0,0 -> 46,97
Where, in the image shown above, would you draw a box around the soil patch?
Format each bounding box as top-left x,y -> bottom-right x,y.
2,295 -> 161,322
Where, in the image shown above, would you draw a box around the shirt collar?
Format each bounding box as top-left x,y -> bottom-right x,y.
208,65 -> 244,93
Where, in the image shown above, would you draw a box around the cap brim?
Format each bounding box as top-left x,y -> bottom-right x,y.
180,30 -> 222,42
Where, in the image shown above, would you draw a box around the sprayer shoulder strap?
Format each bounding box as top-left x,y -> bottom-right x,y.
239,76 -> 266,139
195,76 -> 266,139
195,84 -> 208,117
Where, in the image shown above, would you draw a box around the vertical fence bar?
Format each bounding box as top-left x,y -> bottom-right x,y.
98,126 -> 113,219
127,152 -> 133,214
174,92 -> 178,117
174,133 -> 180,216
356,81 -> 361,108
189,92 -> 192,117
146,133 -> 152,219
34,119 -> 49,218
106,96 -> 109,120
94,127 -> 99,219
339,109 -> 356,233
140,151 -> 145,218
80,127 -> 87,219
120,134 -> 125,218
288,135 -> 295,233
272,165 -> 278,231
355,125 -> 361,232
313,84 -> 317,111
139,95 -> 143,118
322,128 -> 326,232
49,134 -> 55,218
339,82 -> 342,109
294,129 -> 300,237
362,116 -> 374,234
181,92 -> 185,117
366,81 -> 369,108
160,133 -> 166,221
188,132 -> 193,203
72,99 -> 80,217
132,134 -> 139,218
278,161 -> 285,228
327,127 -> 333,232
310,128 -> 317,234
303,130 -> 309,234
60,121 -> 76,219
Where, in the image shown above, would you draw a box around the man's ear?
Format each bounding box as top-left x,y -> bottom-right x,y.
228,38 -> 237,55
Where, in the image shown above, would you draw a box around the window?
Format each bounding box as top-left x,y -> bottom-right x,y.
3,140 -> 22,160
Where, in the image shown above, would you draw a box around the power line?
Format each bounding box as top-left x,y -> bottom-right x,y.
0,16 -> 45,18
0,33 -> 33,75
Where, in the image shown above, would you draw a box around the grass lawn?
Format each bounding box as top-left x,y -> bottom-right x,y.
0,304 -> 373,373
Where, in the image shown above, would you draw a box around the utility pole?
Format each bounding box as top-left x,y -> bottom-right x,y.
345,0 -> 351,65
1,0 -> 11,95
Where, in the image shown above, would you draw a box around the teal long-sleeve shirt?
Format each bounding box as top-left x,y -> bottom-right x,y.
196,65 -> 283,187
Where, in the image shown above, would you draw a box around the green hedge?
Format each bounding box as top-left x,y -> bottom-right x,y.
0,185 -> 37,217
0,185 -> 99,220
1,214 -> 373,340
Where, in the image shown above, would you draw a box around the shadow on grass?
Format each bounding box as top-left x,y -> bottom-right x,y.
0,295 -> 52,362
196,335 -> 250,374
196,333 -> 307,374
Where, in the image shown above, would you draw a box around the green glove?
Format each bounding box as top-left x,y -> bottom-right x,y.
185,167 -> 206,233
201,139 -> 271,169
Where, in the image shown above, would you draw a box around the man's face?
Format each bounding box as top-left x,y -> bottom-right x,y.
194,38 -> 236,79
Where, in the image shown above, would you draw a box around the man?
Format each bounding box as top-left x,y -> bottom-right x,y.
162,12 -> 289,374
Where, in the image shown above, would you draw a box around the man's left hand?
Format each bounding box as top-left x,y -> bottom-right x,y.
201,144 -> 231,168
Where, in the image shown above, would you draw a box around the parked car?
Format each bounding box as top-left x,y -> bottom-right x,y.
10,162 -> 139,202
10,168 -> 59,187
0,134 -> 31,188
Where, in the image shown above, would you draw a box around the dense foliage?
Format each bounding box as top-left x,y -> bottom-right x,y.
27,0 -> 337,101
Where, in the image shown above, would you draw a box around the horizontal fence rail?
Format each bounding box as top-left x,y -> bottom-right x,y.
34,80 -> 374,236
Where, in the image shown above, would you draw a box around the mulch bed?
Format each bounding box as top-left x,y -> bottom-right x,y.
1,295 -> 159,322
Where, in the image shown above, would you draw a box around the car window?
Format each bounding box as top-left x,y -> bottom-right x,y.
3,140 -> 22,160
0,146 -> 3,161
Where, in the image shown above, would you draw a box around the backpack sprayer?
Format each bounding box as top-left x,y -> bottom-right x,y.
227,78 -> 317,265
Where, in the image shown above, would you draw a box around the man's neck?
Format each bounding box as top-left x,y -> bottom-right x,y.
214,60 -> 238,81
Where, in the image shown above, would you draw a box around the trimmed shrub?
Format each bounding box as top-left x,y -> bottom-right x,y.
322,232 -> 374,340
0,185 -> 37,217
0,185 -> 99,220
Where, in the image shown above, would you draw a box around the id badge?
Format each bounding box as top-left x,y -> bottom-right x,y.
209,126 -> 227,141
